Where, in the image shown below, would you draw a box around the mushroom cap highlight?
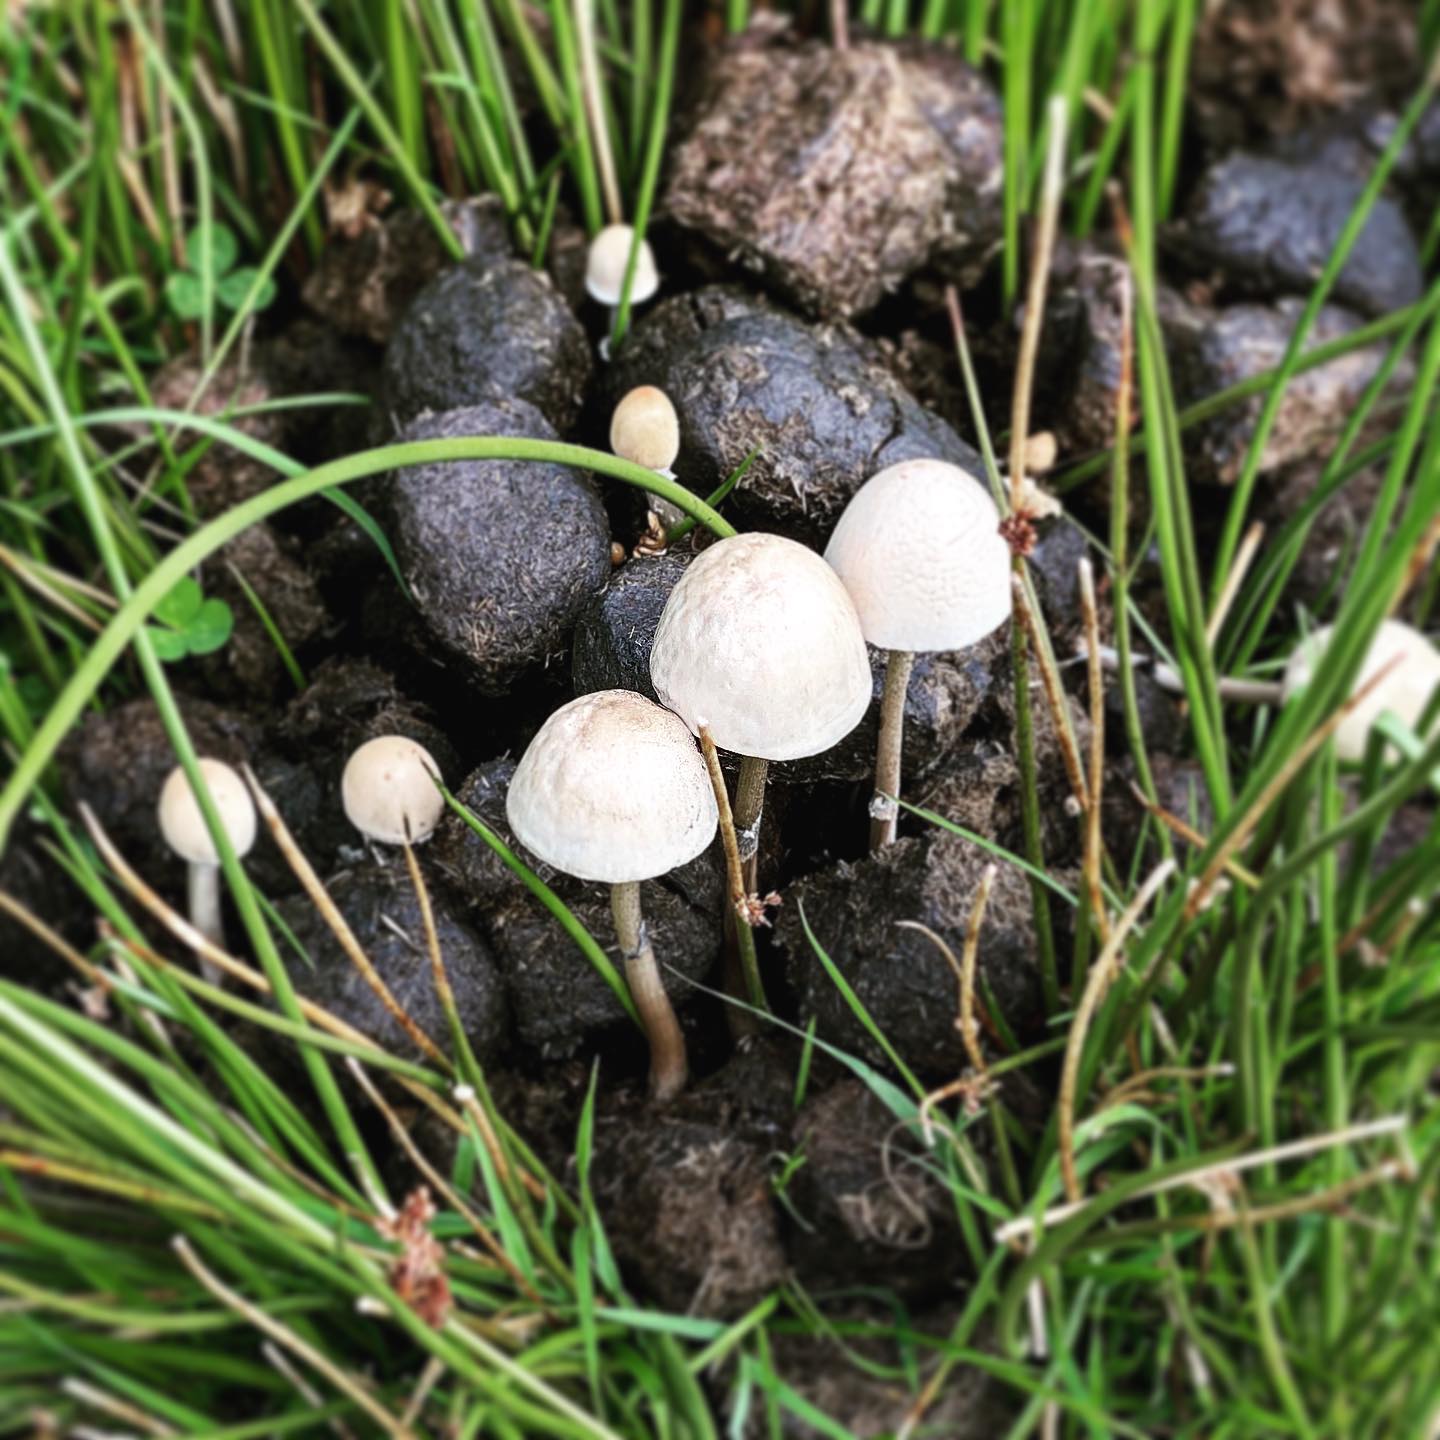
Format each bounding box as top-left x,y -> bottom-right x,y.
342,735 -> 445,845
650,532 -> 872,762
1283,618 -> 1440,762
157,758 -> 257,866
611,385 -> 680,472
506,689 -> 718,884
585,223 -> 660,306
823,458 -> 1012,653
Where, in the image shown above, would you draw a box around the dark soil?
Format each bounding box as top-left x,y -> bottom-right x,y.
273,858 -> 508,1065
388,400 -> 612,692
382,257 -> 593,431
601,287 -> 986,545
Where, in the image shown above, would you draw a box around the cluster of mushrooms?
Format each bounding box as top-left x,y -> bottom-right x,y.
155,223 -> 1440,1106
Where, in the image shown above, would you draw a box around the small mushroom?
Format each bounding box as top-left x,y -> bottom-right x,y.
1282,618 -> 1440,762
824,458 -> 1011,848
649,532 -> 871,886
611,384 -> 684,534
585,223 -> 661,347
506,689 -> 718,1100
157,758 -> 258,965
342,735 -> 445,846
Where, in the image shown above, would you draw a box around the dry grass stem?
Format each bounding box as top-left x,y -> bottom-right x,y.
173,1236 -> 415,1439
1012,575 -> 1090,812
1205,521 -> 1265,648
1008,94 -> 1069,516
243,765 -> 448,1069
76,804 -> 471,1137
1126,781 -> 1261,889
997,1113 -> 1409,1244
345,1057 -> 539,1301
1078,558 -> 1110,944
1057,859 -> 1177,1203
1184,654 -> 1405,917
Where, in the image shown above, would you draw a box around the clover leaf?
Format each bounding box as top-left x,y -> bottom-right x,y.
144,576 -> 234,663
165,222 -> 276,320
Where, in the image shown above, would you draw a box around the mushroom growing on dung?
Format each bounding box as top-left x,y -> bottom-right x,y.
612,384 -> 684,536
157,757 -> 258,965
1282,618 -> 1440,762
505,689 -> 718,1100
824,458 -> 1011,849
342,735 -> 445,847
586,223 -> 660,351
649,532 -> 872,889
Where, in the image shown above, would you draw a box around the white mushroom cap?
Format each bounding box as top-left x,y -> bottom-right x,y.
823,459 -> 1012,653
650,533 -> 872,762
157,759 -> 257,866
506,690 -> 717,884
1283,618 -> 1440,762
342,735 -> 445,845
585,223 -> 660,306
611,386 -> 680,472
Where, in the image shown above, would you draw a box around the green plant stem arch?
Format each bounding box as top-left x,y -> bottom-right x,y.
0,437 -> 737,853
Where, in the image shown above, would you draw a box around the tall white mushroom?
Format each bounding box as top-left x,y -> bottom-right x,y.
157,758 -> 257,966
1283,618 -> 1440,762
824,459 -> 1012,848
586,224 -> 660,352
649,532 -> 871,885
611,384 -> 684,534
506,689 -> 717,1101
342,735 -> 445,847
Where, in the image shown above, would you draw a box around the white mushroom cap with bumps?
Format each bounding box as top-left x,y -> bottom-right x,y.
823,458 -> 1012,654
1283,618 -> 1440,762
505,690 -> 717,884
342,735 -> 445,845
611,386 -> 681,472
649,532 -> 872,762
585,224 -> 660,307
157,758 -> 257,865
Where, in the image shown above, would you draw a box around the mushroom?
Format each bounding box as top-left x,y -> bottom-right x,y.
824,459 -> 1011,848
506,689 -> 717,1100
585,223 -> 660,350
342,735 -> 445,846
157,758 -> 258,963
611,384 -> 684,534
649,532 -> 871,887
1282,618 -> 1440,762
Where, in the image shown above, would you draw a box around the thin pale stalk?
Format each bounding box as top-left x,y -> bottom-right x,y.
733,754 -> 768,893
870,648 -> 914,850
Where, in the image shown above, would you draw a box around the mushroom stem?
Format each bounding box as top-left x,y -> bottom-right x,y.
732,755 -> 769,892
186,862 -> 225,986
610,881 -> 687,1102
870,648 -> 915,850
